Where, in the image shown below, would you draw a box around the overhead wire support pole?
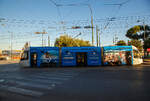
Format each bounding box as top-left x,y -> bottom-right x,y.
48,36 -> 50,46
143,20 -> 146,57
42,32 -> 43,47
52,2 -> 95,46
143,21 -> 146,41
8,31 -> 13,60
42,30 -> 47,47
11,32 -> 13,60
96,25 -> 98,47
88,4 -> 94,46
35,30 -> 47,47
99,31 -> 101,47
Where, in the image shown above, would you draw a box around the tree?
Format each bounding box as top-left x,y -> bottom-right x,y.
143,38 -> 150,56
116,40 -> 127,46
126,25 -> 150,55
128,39 -> 143,51
126,25 -> 150,40
54,35 -> 91,47
144,38 -> 150,50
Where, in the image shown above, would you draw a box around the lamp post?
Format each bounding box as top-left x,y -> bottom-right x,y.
72,4 -> 94,45
56,3 -> 94,45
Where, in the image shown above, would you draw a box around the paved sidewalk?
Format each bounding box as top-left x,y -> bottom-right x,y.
143,59 -> 150,65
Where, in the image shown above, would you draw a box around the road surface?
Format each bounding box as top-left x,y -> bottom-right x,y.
0,60 -> 150,101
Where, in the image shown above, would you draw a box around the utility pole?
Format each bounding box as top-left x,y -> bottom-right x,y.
96,25 -> 99,47
143,21 -> 146,41
48,36 -> 50,46
91,15 -> 94,46
88,4 -> 94,46
11,32 -> 12,60
98,31 -> 101,47
42,29 -> 47,47
8,31 -> 13,60
35,30 -> 47,47
42,32 -> 43,46
42,30 -> 46,47
113,34 -> 118,45
143,21 -> 146,57
56,3 -> 94,46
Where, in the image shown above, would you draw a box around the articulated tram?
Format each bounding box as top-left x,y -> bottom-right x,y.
19,46 -> 143,67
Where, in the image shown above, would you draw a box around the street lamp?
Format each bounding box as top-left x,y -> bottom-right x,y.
49,1 -> 95,45
56,3 -> 94,46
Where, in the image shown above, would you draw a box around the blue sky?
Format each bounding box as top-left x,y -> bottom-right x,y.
0,0 -> 150,50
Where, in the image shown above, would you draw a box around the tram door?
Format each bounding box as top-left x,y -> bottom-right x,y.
31,52 -> 37,67
76,52 -> 87,66
126,51 -> 132,65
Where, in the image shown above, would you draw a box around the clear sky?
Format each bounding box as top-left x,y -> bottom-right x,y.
0,0 -> 150,50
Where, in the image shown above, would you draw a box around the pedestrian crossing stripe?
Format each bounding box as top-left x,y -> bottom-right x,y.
0,70 -> 80,97
7,76 -> 63,85
25,74 -> 72,80
7,80 -> 54,90
0,85 -> 43,97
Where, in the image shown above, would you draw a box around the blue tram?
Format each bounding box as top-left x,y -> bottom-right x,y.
19,46 -> 142,67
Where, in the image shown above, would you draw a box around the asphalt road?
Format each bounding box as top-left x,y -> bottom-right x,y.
0,61 -> 150,101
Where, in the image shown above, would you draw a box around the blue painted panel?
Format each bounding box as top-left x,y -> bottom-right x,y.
87,50 -> 101,66
29,47 -> 59,67
61,47 -> 102,66
61,51 -> 76,66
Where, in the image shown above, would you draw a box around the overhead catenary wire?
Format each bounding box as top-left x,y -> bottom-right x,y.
0,14 -> 150,49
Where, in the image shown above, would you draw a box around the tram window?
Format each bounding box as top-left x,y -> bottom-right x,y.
65,51 -> 71,55
45,52 -> 49,58
21,51 -> 28,60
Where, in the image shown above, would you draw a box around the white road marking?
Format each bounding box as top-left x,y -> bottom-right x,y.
8,80 -> 54,90
0,70 -> 80,97
0,85 -> 43,97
